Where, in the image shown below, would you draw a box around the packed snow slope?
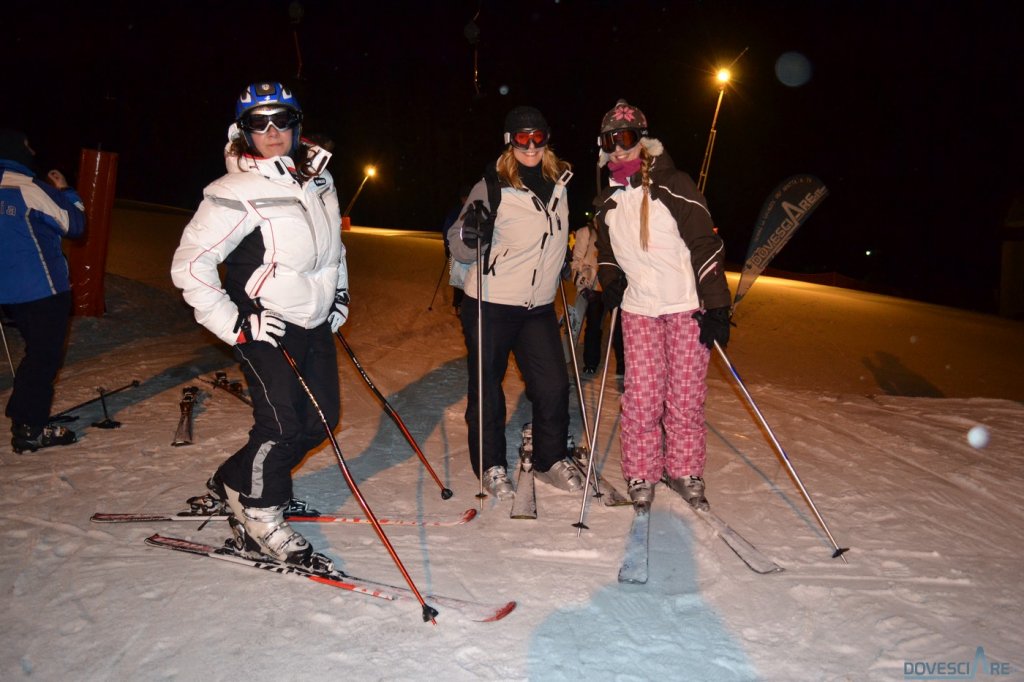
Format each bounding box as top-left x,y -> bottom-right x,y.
0,208 -> 1021,681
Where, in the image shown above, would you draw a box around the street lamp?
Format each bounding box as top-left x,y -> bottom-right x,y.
342,165 -> 377,218
696,68 -> 732,195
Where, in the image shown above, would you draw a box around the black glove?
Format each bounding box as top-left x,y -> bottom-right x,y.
601,275 -> 626,310
692,306 -> 732,350
460,200 -> 493,248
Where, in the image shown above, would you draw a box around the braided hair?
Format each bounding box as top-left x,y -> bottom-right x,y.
639,145 -> 653,251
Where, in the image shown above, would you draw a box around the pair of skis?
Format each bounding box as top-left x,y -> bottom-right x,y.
617,488 -> 785,584
95,498 -> 511,622
144,535 -> 513,622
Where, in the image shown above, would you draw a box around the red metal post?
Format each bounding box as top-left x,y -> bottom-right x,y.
68,148 -> 119,316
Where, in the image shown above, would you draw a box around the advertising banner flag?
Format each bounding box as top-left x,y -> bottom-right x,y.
734,175 -> 828,306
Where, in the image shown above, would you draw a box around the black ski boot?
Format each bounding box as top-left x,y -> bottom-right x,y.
11,423 -> 77,454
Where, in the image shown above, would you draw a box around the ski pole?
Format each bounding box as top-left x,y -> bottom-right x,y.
713,341 -> 849,561
49,379 -> 141,422
278,344 -> 439,623
575,307 -> 619,536
335,330 -> 453,499
91,386 -> 123,429
0,319 -> 14,378
475,236 -> 486,502
557,281 -> 604,502
426,254 -> 448,311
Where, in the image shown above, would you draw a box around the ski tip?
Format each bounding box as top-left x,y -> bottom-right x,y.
478,600 -> 517,622
460,508 -> 478,523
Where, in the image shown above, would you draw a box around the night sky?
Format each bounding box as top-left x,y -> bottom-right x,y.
8,1 -> 1022,313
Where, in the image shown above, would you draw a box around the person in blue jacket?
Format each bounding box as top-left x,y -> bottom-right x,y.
0,129 -> 86,453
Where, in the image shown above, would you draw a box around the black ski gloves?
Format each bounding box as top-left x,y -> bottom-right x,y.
692,306 -> 732,350
601,275 -> 627,310
460,200 -> 493,248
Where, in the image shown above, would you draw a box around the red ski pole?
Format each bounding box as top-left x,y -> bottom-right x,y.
279,344 -> 439,623
335,331 -> 453,500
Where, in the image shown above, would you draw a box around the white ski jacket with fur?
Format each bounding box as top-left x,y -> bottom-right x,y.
171,147 -> 347,346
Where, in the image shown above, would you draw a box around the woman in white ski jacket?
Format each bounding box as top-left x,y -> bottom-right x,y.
447,106 -> 581,499
593,100 -> 732,511
171,82 -> 348,571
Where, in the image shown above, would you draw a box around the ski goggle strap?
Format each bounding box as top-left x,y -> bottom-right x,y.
505,128 -> 549,149
239,109 -> 303,134
598,128 -> 643,153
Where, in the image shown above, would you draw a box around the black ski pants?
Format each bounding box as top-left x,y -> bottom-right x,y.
217,322 -> 339,508
3,291 -> 72,429
460,299 -> 569,477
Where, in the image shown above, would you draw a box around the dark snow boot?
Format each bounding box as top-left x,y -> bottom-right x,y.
11,423 -> 77,454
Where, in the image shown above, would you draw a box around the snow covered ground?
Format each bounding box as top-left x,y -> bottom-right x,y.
1,212 -> 1022,681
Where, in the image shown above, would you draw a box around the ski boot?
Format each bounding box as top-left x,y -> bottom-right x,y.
665,475 -> 709,511
223,484 -> 334,573
185,474 -> 228,515
11,422 -> 77,454
627,479 -> 654,512
483,465 -> 515,500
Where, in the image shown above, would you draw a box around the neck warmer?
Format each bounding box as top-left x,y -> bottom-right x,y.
518,162 -> 553,204
608,158 -> 642,186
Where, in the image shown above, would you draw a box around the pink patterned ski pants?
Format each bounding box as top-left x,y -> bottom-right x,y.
619,309 -> 711,482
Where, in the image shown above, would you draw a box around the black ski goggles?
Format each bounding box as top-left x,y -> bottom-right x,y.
507,128 -> 549,149
239,109 -> 303,134
598,128 -> 643,153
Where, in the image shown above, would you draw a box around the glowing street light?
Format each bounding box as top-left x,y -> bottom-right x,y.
696,68 -> 732,195
342,165 -> 377,218
696,48 -> 747,195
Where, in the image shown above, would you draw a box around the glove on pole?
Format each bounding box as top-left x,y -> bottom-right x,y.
278,344 -> 440,622
335,331 -> 453,499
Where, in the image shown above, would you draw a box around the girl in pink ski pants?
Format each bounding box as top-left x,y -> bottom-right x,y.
619,309 -> 710,481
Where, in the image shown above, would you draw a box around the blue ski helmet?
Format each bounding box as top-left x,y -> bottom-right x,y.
236,82 -> 302,120
235,82 -> 303,157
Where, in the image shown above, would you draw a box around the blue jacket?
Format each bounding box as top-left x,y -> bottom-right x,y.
0,160 -> 86,304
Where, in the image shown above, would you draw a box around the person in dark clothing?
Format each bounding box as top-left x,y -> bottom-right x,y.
441,184 -> 471,316
570,220 -> 624,376
0,129 -> 86,454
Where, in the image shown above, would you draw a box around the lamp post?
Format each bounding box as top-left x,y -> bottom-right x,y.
696,67 -> 732,195
342,165 -> 377,218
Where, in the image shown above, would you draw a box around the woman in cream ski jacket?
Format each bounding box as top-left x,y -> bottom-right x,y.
447,106 -> 582,499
